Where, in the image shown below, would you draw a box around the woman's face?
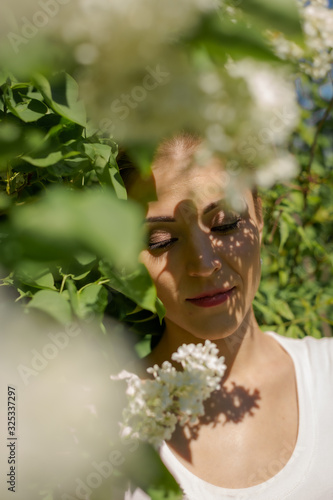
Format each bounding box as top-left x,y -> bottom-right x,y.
140,156 -> 263,341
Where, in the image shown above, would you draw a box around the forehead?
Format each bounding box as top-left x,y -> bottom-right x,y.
147,157 -> 249,216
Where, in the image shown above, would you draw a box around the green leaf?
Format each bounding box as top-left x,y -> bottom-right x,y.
126,143 -> 155,177
296,226 -> 312,249
253,298 -> 282,324
7,97 -> 48,123
60,253 -> 97,281
83,142 -> 111,164
109,163 -> 127,200
22,150 -> 80,167
304,323 -> 322,339
276,324 -> 286,336
148,489 -> 183,500
15,261 -> 55,289
33,73 -> 86,127
274,299 -> 295,320
85,143 -> 127,199
279,218 -> 289,252
278,269 -> 289,287
77,283 -> 108,321
241,0 -> 302,38
10,187 -> 144,269
155,298 -> 166,323
285,324 -> 304,338
100,262 -> 165,320
27,290 -> 72,324
190,15 -> 282,63
135,337 -> 152,358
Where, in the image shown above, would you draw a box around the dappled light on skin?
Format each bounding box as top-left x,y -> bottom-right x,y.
141,188 -> 261,349
134,141 -> 263,362
204,383 -> 261,425
168,382 -> 261,463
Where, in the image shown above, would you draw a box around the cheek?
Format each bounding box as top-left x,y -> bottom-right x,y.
141,254 -> 187,324
140,252 -> 179,302
222,227 -> 261,282
235,231 -> 261,291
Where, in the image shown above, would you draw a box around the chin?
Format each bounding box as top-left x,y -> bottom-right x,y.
164,305 -> 251,344
184,320 -> 240,342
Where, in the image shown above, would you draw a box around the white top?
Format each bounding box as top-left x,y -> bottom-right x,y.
126,331 -> 333,499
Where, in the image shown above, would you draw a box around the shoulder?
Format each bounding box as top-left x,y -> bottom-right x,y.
265,330 -> 333,373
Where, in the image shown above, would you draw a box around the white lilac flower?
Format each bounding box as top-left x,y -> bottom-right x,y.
268,0 -> 333,80
111,340 -> 226,448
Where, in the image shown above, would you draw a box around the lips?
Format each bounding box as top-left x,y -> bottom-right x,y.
186,286 -> 236,308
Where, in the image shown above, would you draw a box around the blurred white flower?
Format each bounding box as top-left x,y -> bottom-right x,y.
0,0 -> 301,187
112,340 -> 226,448
268,0 -> 333,80
255,153 -> 299,187
226,58 -> 300,144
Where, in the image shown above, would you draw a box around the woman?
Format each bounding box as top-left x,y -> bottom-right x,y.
123,133 -> 333,500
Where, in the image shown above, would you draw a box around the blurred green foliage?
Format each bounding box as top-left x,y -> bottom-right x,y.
255,72 -> 333,339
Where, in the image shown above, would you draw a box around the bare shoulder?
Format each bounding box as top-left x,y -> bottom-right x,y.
265,331 -> 333,371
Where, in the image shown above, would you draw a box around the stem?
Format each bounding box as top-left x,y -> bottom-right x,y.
59,274 -> 68,294
77,279 -> 110,293
6,163 -> 11,195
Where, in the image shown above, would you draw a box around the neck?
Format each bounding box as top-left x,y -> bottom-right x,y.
148,308 -> 265,380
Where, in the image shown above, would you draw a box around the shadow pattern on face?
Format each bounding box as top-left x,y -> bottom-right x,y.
145,196 -> 262,349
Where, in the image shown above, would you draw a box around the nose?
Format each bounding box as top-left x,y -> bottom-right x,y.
185,231 -> 222,277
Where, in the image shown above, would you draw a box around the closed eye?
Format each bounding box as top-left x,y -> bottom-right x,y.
211,218 -> 242,234
148,238 -> 178,251
148,218 -> 242,250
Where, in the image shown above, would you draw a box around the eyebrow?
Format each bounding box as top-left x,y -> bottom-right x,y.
144,200 -> 223,223
145,215 -> 176,223
203,201 -> 221,215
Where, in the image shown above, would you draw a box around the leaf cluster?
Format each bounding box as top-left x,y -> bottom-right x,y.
0,72 -> 164,337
